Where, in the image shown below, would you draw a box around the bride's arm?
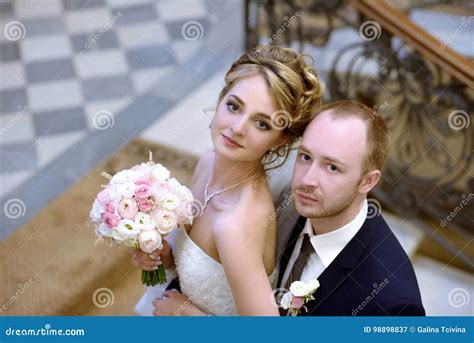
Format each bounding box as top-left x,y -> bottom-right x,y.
213,202 -> 280,316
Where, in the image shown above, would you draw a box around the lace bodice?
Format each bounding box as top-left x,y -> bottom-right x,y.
174,227 -> 278,316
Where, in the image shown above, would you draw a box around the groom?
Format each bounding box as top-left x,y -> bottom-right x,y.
275,100 -> 424,316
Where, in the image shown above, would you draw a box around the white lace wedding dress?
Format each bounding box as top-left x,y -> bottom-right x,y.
135,228 -> 278,316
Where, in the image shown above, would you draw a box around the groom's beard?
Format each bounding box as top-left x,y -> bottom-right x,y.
294,184 -> 358,219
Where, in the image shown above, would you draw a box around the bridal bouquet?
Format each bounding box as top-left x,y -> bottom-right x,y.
89,153 -> 194,286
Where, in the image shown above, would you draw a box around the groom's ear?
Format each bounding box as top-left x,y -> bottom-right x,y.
357,169 -> 381,194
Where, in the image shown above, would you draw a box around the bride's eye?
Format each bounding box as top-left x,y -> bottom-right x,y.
255,120 -> 270,130
226,102 -> 239,113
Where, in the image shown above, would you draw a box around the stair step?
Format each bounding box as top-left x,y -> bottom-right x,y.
413,255 -> 473,316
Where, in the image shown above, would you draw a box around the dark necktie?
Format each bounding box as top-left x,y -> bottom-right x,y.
286,233 -> 315,289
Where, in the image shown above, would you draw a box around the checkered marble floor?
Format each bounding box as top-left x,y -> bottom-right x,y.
0,0 -> 244,238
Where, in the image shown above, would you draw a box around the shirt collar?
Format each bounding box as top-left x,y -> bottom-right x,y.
301,199 -> 368,268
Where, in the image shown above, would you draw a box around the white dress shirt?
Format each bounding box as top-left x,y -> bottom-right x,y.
280,199 -> 368,288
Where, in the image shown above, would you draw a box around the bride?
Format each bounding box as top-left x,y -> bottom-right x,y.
133,45 -> 323,316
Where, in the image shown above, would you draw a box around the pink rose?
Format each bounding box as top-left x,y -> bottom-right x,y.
101,212 -> 120,228
104,200 -> 116,213
135,184 -> 151,198
138,230 -> 163,254
292,296 -> 304,309
138,199 -> 154,213
118,198 -> 138,219
135,178 -> 150,186
97,188 -> 110,205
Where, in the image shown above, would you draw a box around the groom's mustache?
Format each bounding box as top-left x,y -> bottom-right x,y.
294,186 -> 320,201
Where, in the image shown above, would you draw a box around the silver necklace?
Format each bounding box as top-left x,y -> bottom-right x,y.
203,172 -> 259,211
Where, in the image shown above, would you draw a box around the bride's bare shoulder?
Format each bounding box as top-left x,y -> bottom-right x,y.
214,178 -> 275,235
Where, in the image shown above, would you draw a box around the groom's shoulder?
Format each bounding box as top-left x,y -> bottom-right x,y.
353,214 -> 421,292
363,214 -> 410,261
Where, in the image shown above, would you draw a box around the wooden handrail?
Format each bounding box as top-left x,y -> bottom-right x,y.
350,0 -> 474,88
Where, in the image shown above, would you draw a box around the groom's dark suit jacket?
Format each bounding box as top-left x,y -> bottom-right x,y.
277,215 -> 425,316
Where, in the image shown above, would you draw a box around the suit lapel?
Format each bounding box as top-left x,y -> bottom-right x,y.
304,216 -> 379,315
277,215 -> 307,287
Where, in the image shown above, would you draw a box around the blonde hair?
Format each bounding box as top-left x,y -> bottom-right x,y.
217,45 -> 324,170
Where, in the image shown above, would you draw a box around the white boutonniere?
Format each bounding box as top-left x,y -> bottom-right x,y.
280,279 -> 320,316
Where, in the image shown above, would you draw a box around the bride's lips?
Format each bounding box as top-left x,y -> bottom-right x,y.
222,134 -> 243,148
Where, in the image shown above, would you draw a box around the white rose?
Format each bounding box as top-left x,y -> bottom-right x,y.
306,279 -> 320,293
90,199 -> 104,222
110,169 -> 137,185
151,164 -> 170,182
107,185 -> 121,202
161,194 -> 180,211
124,235 -> 138,246
115,181 -> 136,198
138,230 -> 163,254
289,281 -> 309,297
111,228 -> 128,242
178,185 -> 193,201
132,163 -> 152,178
280,291 -> 292,310
152,209 -> 177,234
134,212 -> 155,231
178,200 -> 194,226
95,223 -> 113,237
167,178 -> 181,192
117,219 -> 141,236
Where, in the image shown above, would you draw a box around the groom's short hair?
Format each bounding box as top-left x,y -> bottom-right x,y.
313,100 -> 390,173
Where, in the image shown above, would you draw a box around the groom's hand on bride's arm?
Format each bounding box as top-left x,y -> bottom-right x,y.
152,290 -> 210,316
131,239 -> 175,271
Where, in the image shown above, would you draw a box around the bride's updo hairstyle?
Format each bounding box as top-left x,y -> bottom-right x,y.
216,45 -> 324,170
